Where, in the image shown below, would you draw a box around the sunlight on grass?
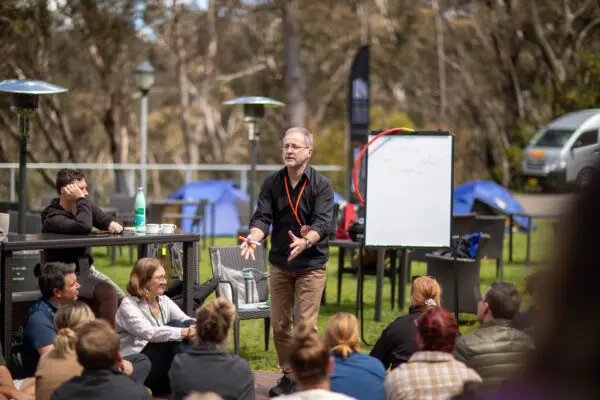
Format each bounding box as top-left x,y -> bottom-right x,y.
91,222 -> 552,371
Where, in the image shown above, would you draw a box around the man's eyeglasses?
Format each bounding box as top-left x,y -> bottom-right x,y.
281,144 -> 309,152
412,275 -> 436,283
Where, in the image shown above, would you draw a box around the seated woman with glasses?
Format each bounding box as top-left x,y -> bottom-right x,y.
115,257 -> 195,395
325,312 -> 386,400
370,275 -> 441,370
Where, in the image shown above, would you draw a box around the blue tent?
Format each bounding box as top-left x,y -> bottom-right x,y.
169,180 -> 346,236
453,180 -> 533,230
169,180 -> 249,236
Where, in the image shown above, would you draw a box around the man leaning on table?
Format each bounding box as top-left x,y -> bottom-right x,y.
240,127 -> 335,397
41,168 -> 125,324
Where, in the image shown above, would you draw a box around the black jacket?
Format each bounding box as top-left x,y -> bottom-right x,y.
52,367 -> 151,400
169,343 -> 255,400
369,305 -> 421,370
250,165 -> 334,271
41,197 -> 113,268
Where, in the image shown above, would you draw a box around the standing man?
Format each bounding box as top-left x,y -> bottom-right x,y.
41,169 -> 125,324
240,127 -> 334,397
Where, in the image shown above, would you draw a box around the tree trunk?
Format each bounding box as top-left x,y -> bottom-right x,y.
282,0 -> 307,128
432,0 -> 447,124
103,104 -> 126,193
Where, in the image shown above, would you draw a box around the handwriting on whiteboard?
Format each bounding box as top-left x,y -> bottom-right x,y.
381,154 -> 441,176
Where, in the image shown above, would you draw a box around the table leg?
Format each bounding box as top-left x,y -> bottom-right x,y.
508,214 -> 514,263
182,240 -> 199,316
355,246 -> 363,317
390,250 -> 397,311
374,248 -> 385,322
398,248 -> 408,310
137,244 -> 149,259
202,214 -> 207,250
1,250 -> 13,366
526,217 -> 532,266
337,248 -> 345,305
210,203 -> 216,247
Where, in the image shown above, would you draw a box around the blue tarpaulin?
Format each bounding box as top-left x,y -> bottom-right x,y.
169,180 -> 346,236
169,180 -> 249,236
453,180 -> 533,230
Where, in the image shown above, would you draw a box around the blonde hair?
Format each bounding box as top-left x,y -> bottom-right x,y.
289,324 -> 330,385
127,257 -> 162,298
325,312 -> 359,359
52,301 -> 95,359
184,393 -> 224,400
411,276 -> 442,307
195,297 -> 236,345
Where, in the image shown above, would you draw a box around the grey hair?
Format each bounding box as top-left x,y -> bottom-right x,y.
284,127 -> 314,149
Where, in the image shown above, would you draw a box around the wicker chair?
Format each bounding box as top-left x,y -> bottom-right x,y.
209,246 -> 270,354
473,215 -> 506,280
425,234 -> 490,315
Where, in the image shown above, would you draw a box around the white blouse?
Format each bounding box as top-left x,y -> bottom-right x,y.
115,295 -> 193,356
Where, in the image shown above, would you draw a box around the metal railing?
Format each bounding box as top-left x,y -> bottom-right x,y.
0,163 -> 345,200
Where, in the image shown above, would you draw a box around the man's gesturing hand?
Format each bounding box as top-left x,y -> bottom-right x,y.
288,230 -> 308,262
240,237 -> 257,261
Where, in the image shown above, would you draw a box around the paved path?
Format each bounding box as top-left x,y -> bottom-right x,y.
512,193 -> 574,215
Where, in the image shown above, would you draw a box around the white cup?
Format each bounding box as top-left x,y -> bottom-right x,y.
160,223 -> 176,234
0,213 -> 9,233
145,224 -> 160,234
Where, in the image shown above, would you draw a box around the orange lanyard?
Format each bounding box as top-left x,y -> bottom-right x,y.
284,176 -> 308,227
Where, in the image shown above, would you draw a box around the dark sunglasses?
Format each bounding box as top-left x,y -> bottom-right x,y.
412,275 -> 436,283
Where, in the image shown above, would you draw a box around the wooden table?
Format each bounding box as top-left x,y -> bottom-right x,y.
0,231 -> 200,366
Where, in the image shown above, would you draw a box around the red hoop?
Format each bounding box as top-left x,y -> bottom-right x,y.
352,127 -> 414,205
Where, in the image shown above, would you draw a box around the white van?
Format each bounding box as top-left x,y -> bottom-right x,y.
522,108 -> 600,191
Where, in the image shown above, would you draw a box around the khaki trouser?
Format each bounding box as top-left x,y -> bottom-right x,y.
269,264 -> 327,374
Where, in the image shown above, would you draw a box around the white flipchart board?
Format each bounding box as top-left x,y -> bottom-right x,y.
364,131 -> 454,248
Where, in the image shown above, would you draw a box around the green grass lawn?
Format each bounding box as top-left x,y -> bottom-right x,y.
92,222 -> 554,371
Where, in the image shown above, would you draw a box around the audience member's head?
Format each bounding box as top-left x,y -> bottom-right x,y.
522,161 -> 600,399
478,282 -> 522,323
183,393 -> 224,400
416,307 -> 459,353
75,320 -> 119,370
56,168 -> 87,196
37,262 -> 79,304
53,301 -> 95,358
325,312 -> 360,359
288,325 -> 333,390
195,297 -> 236,346
410,275 -> 442,308
127,257 -> 165,299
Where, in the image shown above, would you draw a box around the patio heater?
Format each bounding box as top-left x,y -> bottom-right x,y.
0,80 -> 68,234
134,60 -> 155,196
223,96 -> 285,218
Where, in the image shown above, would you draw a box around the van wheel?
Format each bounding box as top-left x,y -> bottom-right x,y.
576,168 -> 595,190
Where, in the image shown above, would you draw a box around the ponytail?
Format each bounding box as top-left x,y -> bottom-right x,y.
325,312 -> 360,359
53,327 -> 77,358
52,301 -> 95,359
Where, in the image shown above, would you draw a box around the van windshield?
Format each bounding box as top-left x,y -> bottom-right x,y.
532,129 -> 574,147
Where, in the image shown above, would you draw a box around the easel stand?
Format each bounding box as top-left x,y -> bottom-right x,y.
451,237 -> 459,323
